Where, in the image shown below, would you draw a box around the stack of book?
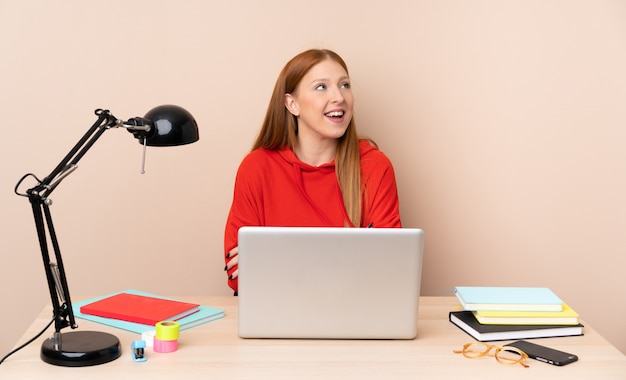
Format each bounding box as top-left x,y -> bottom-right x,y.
73,289 -> 225,334
449,286 -> 584,341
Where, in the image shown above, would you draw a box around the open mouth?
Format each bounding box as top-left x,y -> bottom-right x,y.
324,111 -> 344,119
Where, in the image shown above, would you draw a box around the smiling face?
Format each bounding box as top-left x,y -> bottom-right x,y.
284,59 -> 354,148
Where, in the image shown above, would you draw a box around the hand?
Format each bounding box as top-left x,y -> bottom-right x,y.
225,247 -> 239,280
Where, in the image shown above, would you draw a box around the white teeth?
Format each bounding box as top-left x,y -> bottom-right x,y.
325,111 -> 344,117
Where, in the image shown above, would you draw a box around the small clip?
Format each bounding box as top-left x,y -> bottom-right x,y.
131,339 -> 147,362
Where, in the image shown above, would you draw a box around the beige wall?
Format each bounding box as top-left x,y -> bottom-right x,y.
1,0 -> 625,357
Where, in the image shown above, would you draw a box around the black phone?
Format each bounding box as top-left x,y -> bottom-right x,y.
505,340 -> 578,366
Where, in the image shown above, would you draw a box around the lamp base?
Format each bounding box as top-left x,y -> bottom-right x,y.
41,331 -> 121,367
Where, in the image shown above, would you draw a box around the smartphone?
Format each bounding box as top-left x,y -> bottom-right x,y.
505,340 -> 578,366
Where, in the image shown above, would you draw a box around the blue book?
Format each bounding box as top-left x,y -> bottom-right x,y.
72,289 -> 224,334
454,286 -> 563,312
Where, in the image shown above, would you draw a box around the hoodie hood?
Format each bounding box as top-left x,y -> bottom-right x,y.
276,139 -> 378,169
273,140 -> 375,227
276,147 -> 335,171
276,146 -> 349,226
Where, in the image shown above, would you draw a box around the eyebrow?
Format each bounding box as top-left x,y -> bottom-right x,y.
307,76 -> 350,86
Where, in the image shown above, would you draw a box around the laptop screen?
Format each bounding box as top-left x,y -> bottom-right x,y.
237,227 -> 424,339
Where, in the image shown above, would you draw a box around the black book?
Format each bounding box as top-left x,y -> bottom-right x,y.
449,311 -> 584,342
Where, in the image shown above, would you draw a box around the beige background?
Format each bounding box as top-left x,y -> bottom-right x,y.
1,0 -> 625,357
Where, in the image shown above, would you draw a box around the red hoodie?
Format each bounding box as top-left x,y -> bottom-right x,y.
224,139 -> 402,292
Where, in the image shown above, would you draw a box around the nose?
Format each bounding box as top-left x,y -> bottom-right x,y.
330,85 -> 346,103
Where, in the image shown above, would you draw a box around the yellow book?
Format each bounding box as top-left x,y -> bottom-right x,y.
473,304 -> 580,325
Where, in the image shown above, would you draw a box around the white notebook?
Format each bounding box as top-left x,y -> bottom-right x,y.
237,226 -> 424,339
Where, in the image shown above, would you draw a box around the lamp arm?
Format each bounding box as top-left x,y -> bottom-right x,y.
35,109 -> 119,199
23,109 -> 123,335
29,199 -> 75,334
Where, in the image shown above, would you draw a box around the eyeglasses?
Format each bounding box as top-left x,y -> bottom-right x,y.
453,342 -> 529,368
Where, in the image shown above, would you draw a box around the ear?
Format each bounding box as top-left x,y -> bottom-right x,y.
284,93 -> 299,117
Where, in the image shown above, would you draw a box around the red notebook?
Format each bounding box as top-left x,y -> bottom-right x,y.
79,292 -> 200,326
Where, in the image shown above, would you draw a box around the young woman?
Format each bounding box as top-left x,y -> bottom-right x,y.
224,49 -> 402,293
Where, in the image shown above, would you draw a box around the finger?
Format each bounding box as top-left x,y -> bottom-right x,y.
226,247 -> 239,258
225,254 -> 239,270
229,268 -> 239,280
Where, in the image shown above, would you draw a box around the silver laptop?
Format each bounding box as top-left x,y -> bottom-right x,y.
237,226 -> 424,339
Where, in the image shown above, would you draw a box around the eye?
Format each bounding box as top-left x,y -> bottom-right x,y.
315,84 -> 327,91
340,81 -> 351,89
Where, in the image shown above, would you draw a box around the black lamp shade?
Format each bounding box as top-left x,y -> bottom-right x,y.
143,105 -> 199,146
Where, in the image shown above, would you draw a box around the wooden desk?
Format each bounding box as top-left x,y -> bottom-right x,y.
3,297 -> 625,379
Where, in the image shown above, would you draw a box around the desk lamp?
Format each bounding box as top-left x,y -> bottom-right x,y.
14,105 -> 199,366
